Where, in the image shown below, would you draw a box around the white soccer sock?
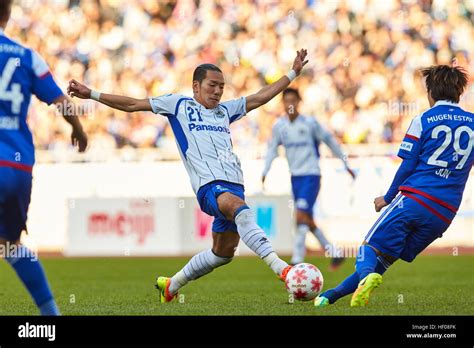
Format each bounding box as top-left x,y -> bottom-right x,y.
291,224 -> 309,265
312,227 -> 332,251
262,252 -> 288,276
235,208 -> 288,276
169,249 -> 232,295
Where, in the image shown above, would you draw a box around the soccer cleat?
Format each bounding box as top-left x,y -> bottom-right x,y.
155,276 -> 177,303
350,273 -> 383,307
329,257 -> 346,271
279,265 -> 293,282
314,296 -> 330,308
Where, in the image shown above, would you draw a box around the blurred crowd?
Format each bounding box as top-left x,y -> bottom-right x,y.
5,0 -> 474,161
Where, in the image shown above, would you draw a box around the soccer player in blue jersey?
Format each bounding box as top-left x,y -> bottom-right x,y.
0,0 -> 87,315
68,48 -> 309,302
262,88 -> 355,268
315,65 -> 473,307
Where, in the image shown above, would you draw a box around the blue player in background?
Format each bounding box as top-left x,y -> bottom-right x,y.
0,0 -> 87,315
315,64 -> 473,307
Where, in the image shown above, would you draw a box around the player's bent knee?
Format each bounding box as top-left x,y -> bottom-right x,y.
296,210 -> 313,227
217,192 -> 246,220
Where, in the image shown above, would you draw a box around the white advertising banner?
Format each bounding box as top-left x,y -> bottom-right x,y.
66,198 -> 181,256
66,195 -> 294,256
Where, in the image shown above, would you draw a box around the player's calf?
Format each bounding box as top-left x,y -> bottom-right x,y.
1,239 -> 60,315
212,231 -> 240,258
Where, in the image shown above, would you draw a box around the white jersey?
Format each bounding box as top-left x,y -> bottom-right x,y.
262,114 -> 346,177
149,94 -> 246,193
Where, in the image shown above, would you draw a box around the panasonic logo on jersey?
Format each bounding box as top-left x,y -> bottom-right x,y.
189,123 -> 230,134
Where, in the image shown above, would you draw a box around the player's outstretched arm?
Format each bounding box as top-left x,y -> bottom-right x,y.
67,79 -> 152,112
53,95 -> 88,152
245,49 -> 308,113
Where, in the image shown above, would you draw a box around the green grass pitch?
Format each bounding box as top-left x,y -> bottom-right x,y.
0,255 -> 472,315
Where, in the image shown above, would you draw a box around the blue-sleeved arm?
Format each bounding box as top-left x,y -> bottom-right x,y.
31,50 -> 63,104
384,157 -> 418,203
385,113 -> 423,203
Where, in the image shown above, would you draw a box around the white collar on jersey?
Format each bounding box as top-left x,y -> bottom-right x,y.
433,100 -> 459,108
0,27 -> 4,35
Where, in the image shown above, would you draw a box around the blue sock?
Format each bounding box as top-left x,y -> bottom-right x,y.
375,254 -> 393,275
39,299 -> 60,316
5,245 -> 60,316
321,271 -> 359,304
321,255 -> 393,304
355,245 -> 378,281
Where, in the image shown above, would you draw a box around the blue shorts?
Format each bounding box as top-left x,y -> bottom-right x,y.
291,175 -> 321,217
0,167 -> 33,241
364,194 -> 454,262
196,180 -> 245,233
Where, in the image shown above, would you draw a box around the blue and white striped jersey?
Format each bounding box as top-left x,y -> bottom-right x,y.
149,94 -> 246,193
263,114 -> 346,177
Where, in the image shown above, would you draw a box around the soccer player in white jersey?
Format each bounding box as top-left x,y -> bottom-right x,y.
67,49 -> 309,302
262,88 -> 355,268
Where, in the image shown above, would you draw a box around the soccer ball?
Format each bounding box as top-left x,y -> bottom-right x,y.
285,263 -> 324,301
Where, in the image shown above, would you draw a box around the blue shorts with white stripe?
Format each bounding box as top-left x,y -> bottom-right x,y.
291,175 -> 320,217
364,194 -> 453,262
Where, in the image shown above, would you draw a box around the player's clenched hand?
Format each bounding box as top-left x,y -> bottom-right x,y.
71,126 -> 88,152
67,79 -> 92,99
292,49 -> 309,75
374,196 -> 388,212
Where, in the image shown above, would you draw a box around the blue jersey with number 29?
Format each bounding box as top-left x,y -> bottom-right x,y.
398,100 -> 474,213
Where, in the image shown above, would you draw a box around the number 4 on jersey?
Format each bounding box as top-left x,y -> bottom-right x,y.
0,57 -> 24,114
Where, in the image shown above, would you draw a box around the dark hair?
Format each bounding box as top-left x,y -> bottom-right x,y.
282,88 -> 301,100
0,0 -> 12,22
192,64 -> 222,84
421,65 -> 469,103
